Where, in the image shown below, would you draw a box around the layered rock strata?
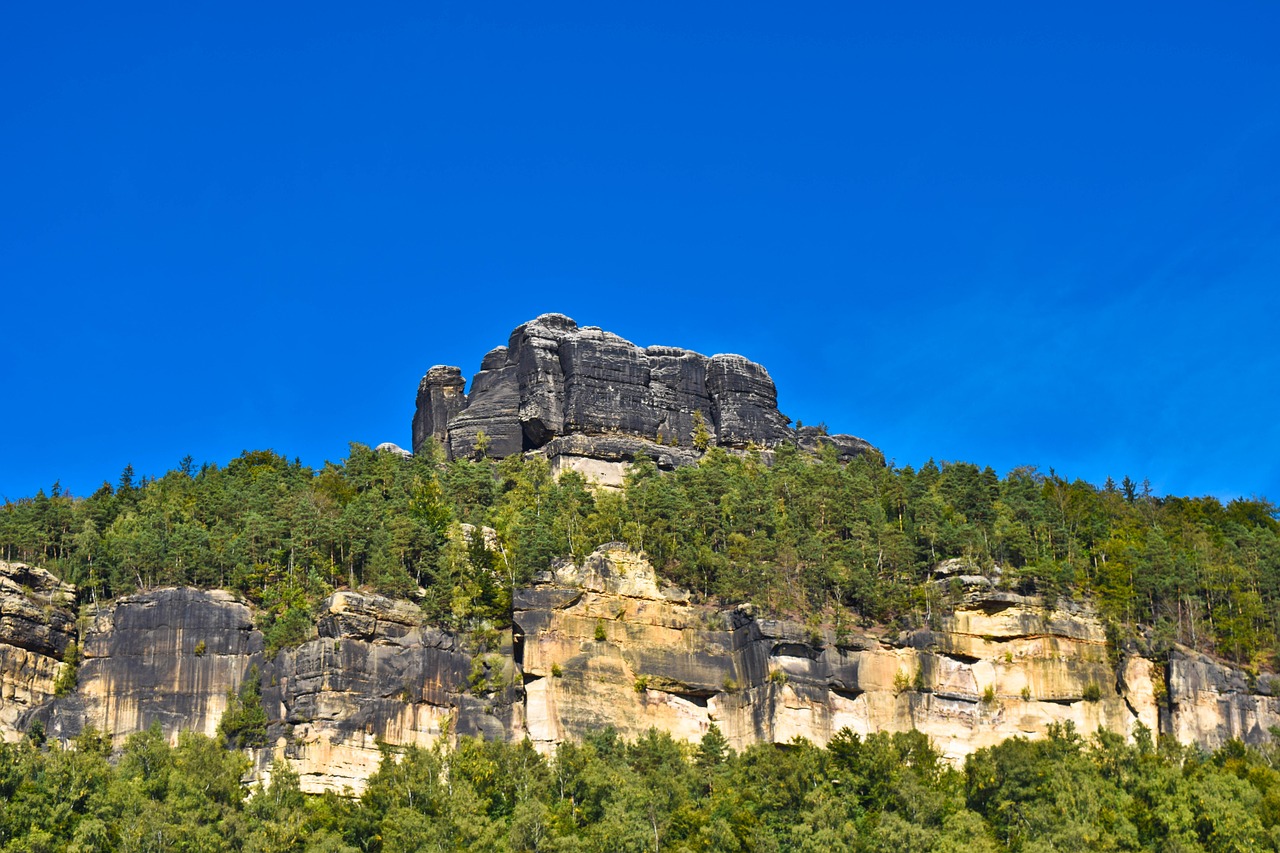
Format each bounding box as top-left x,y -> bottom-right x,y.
6,547 -> 1278,793
515,548 -> 1151,762
411,315 -> 876,483
0,561 -> 76,740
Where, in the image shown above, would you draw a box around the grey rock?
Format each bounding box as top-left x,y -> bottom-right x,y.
795,426 -> 880,462
411,314 -> 880,467
448,363 -> 523,460
0,561 -> 76,658
706,354 -> 792,448
411,366 -> 467,454
541,434 -> 701,471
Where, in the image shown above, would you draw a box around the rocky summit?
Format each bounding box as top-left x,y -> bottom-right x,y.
413,314 -> 877,484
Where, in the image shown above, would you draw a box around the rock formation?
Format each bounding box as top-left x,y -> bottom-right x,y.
0,561 -> 76,739
411,315 -> 877,484
7,548 -> 1278,794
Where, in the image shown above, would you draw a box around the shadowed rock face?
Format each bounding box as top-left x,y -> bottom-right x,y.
410,314 -> 877,471
38,588 -> 262,745
412,366 -> 467,451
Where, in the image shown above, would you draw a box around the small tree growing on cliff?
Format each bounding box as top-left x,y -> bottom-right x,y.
691,411 -> 712,452
218,665 -> 268,749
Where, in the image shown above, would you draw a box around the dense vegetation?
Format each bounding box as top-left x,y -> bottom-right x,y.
3,721 -> 1279,852
2,442 -> 1277,666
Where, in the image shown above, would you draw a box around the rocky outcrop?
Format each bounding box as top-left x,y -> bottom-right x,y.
411,315 -> 878,479
0,561 -> 76,740
263,590 -> 520,794
30,587 -> 521,795
39,588 -> 261,745
515,547 -> 1152,762
1166,646 -> 1280,748
412,366 -> 468,451
5,550 -> 1277,792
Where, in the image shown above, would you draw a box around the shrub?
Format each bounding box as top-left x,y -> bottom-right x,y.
1083,682 -> 1102,702
218,665 -> 268,749
893,669 -> 911,694
194,640 -> 206,657
54,641 -> 80,697
594,620 -> 607,642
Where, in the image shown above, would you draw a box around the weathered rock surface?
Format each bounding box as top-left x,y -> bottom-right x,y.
4,550 -> 1277,792
515,547 -> 1152,762
0,561 -> 76,739
411,315 -> 878,479
37,588 -> 261,745
27,586 -> 520,794
263,590 -> 520,794
1166,646 -> 1280,748
412,366 -> 468,451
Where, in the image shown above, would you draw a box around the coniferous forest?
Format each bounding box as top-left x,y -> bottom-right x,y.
3,443 -> 1280,850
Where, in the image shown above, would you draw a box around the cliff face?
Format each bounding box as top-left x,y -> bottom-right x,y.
413,315 -> 877,484
515,548 -> 1151,762
6,549 -> 1277,793
0,561 -> 76,740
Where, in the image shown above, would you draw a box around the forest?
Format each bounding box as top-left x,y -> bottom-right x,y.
3,717 -> 1280,851
2,441 -> 1278,667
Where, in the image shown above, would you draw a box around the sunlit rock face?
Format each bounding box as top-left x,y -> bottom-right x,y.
411,315 -> 878,485
514,547 -> 1155,763
1166,647 -> 1280,749
0,561 -> 76,740
4,547 -> 1276,793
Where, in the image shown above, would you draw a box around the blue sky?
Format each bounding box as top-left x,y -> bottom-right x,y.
3,2 -> 1278,503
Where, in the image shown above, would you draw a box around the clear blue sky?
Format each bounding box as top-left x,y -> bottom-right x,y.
4,2 -> 1278,503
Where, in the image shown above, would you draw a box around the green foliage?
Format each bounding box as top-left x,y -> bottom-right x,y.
594,619 -> 608,642
1083,682 -> 1102,702
218,664 -> 268,749
53,640 -> 79,697
0,722 -> 1279,850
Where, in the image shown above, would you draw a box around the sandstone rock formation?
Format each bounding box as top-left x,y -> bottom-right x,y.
5,548 -> 1277,793
39,588 -> 262,745
0,561 -> 76,740
516,547 -> 1150,762
411,315 -> 877,484
263,590 -> 520,794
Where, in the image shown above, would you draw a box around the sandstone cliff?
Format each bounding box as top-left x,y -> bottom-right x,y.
6,551 -> 1277,794
412,315 -> 877,485
0,561 -> 76,740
